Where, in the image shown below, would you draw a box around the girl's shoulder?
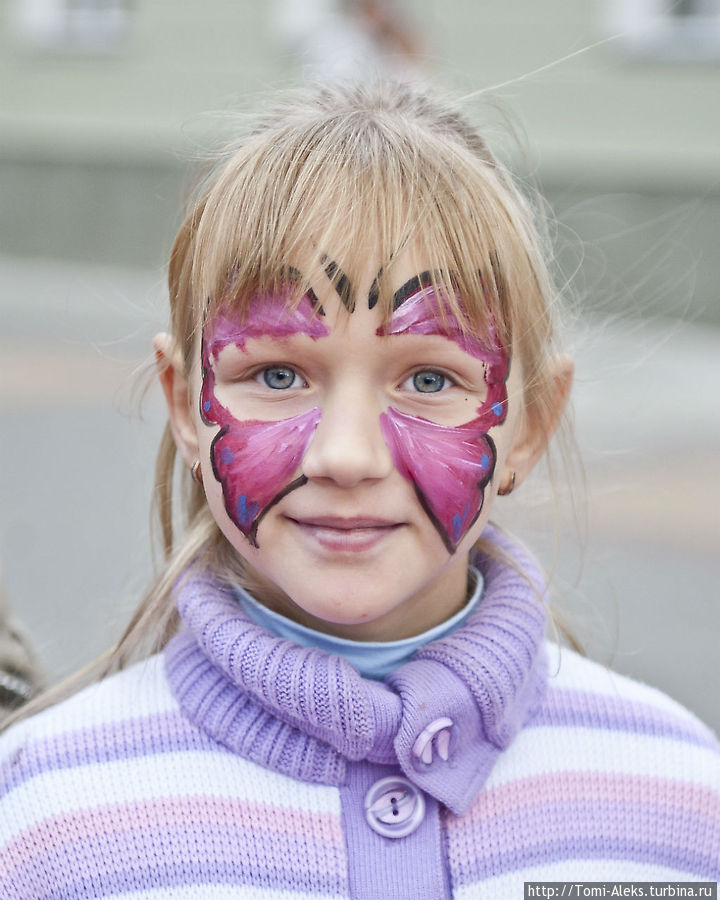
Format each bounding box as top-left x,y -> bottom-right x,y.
0,654 -> 179,792
545,643 -> 718,738
527,643 -> 720,782
2,653 -> 171,736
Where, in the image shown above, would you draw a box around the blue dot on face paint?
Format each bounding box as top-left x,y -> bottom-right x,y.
220,447 -> 235,465
236,494 -> 258,527
203,400 -> 212,413
481,454 -> 489,469
491,402 -> 503,418
451,514 -> 462,543
450,502 -> 470,544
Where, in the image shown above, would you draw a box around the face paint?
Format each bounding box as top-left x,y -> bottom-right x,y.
202,289 -> 327,386
200,290 -> 329,547
379,274 -> 504,366
378,278 -> 510,552
380,409 -> 497,553
320,255 -> 355,312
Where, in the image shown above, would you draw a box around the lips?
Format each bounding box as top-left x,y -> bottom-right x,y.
291,516 -> 399,529
287,515 -> 404,552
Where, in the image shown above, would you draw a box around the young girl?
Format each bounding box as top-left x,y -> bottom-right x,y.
0,82 -> 718,899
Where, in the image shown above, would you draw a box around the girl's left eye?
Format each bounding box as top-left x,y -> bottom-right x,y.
256,366 -> 307,390
401,370 -> 452,394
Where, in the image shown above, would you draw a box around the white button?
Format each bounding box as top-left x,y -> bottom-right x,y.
412,717 -> 454,765
364,776 -> 426,838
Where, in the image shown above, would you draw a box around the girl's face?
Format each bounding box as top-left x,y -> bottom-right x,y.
168,250 -> 537,641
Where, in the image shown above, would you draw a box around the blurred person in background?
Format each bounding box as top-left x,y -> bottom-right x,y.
0,574 -> 45,721
272,0 -> 425,81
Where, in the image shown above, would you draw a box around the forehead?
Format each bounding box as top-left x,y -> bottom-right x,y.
202,258 -> 506,383
206,237 -> 492,336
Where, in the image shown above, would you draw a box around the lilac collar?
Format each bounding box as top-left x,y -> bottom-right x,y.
164,525 -> 548,816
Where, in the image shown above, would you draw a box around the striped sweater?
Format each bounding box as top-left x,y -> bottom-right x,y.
1,529 -> 718,898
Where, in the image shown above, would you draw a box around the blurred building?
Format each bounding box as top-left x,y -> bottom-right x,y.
1,0 -> 718,320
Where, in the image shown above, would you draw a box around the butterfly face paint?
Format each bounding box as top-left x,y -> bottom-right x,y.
378,276 -> 509,553
200,290 -> 329,547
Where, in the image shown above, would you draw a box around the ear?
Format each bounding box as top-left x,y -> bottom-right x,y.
153,332 -> 200,468
499,354 -> 574,492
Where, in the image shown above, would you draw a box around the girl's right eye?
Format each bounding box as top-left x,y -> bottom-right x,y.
256,366 -> 306,390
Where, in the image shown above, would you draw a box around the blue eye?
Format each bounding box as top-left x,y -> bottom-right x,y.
412,371 -> 446,393
262,367 -> 300,390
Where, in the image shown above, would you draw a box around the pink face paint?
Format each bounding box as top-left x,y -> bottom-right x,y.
205,407 -> 321,547
378,278 -> 509,552
200,290 -> 329,547
379,277 -> 505,369
204,290 -> 328,381
380,408 -> 497,553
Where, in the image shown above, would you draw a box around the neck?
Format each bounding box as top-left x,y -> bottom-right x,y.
233,555 -> 472,642
234,565 -> 483,679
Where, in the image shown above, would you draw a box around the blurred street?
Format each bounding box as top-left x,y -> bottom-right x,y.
1,254 -> 718,733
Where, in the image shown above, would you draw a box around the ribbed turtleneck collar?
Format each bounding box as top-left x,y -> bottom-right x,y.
164,525 -> 548,816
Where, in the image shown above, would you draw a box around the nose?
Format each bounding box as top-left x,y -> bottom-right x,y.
302,387 -> 395,487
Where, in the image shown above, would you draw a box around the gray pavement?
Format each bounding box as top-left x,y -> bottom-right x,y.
1,255 -> 718,734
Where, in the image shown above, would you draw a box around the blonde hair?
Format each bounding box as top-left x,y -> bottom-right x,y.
5,81 -> 572,727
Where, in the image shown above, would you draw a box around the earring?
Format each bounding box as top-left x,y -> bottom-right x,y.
191,459 -> 203,485
497,471 -> 516,497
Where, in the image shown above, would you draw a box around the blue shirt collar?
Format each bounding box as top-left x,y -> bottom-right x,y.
233,566 -> 484,680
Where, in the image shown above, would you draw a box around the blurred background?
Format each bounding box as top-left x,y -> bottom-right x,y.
1,0 -> 718,730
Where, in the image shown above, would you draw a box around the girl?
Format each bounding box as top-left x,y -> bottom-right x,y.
0,82 -> 718,899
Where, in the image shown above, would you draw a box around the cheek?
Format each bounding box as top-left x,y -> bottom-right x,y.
378,337 -> 510,553
380,408 -> 498,553
198,335 -> 320,546
199,330 -> 322,547
207,409 -> 321,547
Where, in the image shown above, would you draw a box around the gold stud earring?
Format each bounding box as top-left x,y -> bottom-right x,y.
191,459 -> 203,485
497,471 -> 516,497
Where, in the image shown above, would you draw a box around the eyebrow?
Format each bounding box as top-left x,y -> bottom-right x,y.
380,272 -> 503,364
369,269 -> 438,312
381,275 -> 461,343
205,284 -> 329,355
392,272 -> 437,310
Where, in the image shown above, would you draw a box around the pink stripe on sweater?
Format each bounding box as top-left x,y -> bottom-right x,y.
0,795 -> 345,878
446,771 -> 719,829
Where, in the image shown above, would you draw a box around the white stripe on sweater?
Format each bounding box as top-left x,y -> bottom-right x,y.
548,644 -> 708,723
487,724 -> 720,789
0,749 -> 342,842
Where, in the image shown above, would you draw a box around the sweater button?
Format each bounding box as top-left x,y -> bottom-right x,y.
412,716 -> 454,766
364,776 -> 426,839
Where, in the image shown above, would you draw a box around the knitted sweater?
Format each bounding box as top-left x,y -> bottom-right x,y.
0,529 -> 718,899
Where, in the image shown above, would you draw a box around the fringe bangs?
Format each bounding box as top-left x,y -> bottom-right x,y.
177,107 -> 542,360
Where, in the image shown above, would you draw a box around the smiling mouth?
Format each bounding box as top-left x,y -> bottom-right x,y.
287,516 -> 404,551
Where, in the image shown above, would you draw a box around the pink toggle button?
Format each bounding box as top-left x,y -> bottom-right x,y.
412,717 -> 454,765
364,776 -> 426,839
